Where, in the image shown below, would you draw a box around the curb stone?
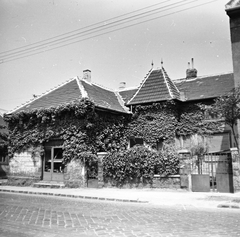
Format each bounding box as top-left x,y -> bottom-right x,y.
217,202 -> 240,209
0,189 -> 148,204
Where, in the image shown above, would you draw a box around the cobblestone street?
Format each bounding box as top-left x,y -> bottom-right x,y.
0,192 -> 240,237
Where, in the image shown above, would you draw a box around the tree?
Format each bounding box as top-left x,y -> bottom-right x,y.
212,86 -> 240,150
188,135 -> 209,174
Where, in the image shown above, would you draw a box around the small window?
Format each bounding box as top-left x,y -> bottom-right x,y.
130,137 -> 143,148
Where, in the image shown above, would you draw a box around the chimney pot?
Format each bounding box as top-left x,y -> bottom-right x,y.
186,59 -> 197,79
83,69 -> 91,82
119,82 -> 126,90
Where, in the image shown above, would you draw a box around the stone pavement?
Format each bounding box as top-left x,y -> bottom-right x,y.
0,183 -> 240,209
1,192 -> 240,237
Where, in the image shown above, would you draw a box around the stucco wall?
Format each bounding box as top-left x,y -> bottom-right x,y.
9,149 -> 42,178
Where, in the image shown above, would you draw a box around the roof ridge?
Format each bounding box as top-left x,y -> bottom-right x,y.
162,67 -> 173,99
127,67 -> 153,105
76,77 -> 88,98
162,67 -> 180,99
7,77 -> 76,114
173,72 -> 233,83
114,91 -> 131,114
91,81 -> 116,92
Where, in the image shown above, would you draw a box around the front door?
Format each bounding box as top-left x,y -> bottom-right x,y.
44,146 -> 64,181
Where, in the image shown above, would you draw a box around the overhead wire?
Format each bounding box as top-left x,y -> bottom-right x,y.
0,0 -> 218,64
0,0 -> 171,56
0,0 -> 193,59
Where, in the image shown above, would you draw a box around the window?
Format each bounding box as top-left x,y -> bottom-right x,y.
129,137 -> 143,148
204,108 -> 222,121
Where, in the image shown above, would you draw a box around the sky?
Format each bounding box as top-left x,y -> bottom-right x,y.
0,0 -> 233,112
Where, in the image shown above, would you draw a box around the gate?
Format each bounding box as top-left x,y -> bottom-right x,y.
86,159 -> 98,188
191,152 -> 234,193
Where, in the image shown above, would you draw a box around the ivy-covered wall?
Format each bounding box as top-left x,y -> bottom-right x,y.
4,98 -> 224,182
4,99 -> 224,160
4,98 -> 130,164
125,100 -> 223,149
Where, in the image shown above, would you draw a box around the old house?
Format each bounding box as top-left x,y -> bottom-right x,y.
119,61 -> 234,152
5,70 -> 130,186
3,0 -> 240,191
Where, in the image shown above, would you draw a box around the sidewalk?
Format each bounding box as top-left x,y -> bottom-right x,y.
1,182 -> 240,209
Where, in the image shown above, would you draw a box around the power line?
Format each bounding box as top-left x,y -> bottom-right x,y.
0,0 -> 171,56
0,0 -> 218,64
0,0 -> 192,59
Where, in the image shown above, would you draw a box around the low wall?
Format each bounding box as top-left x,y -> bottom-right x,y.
104,175 -> 181,189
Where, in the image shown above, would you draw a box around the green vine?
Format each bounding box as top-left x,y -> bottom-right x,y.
4,98 -> 223,168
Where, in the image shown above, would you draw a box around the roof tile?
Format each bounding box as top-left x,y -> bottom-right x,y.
10,78 -> 129,114
128,68 -> 180,105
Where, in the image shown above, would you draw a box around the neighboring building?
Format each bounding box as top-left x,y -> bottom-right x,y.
119,62 -> 234,152
226,0 -> 240,147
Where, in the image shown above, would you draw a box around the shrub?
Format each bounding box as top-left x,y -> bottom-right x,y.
103,144 -> 180,187
103,145 -> 161,186
157,144 -> 179,176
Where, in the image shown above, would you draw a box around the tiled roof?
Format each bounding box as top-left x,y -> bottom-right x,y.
9,78 -> 130,114
119,88 -> 138,104
174,73 -> 234,101
127,67 -> 180,105
81,80 -> 130,113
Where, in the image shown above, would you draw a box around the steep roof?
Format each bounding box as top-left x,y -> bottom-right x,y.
174,72 -> 234,101
9,78 -> 130,114
127,67 -> 180,106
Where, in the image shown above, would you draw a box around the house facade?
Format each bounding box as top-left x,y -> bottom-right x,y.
3,0 -> 240,191
4,62 -> 239,190
4,70 -> 131,186
119,63 -> 234,153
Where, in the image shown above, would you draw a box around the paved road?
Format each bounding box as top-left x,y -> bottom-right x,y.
0,192 -> 240,237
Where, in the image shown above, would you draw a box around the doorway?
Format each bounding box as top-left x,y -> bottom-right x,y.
43,146 -> 64,181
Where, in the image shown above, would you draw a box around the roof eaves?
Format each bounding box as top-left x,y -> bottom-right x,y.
7,77 -> 76,115
127,68 -> 153,105
95,104 -> 131,114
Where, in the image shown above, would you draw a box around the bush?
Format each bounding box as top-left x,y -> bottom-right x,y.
157,144 -> 179,176
103,145 -> 161,186
103,144 -> 180,187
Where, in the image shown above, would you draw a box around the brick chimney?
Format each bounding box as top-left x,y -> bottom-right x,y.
186,58 -> 197,79
83,69 -> 91,82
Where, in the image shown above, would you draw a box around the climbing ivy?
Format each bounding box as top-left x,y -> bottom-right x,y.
4,98 -> 130,163
4,98 -> 223,167
125,101 -> 222,148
